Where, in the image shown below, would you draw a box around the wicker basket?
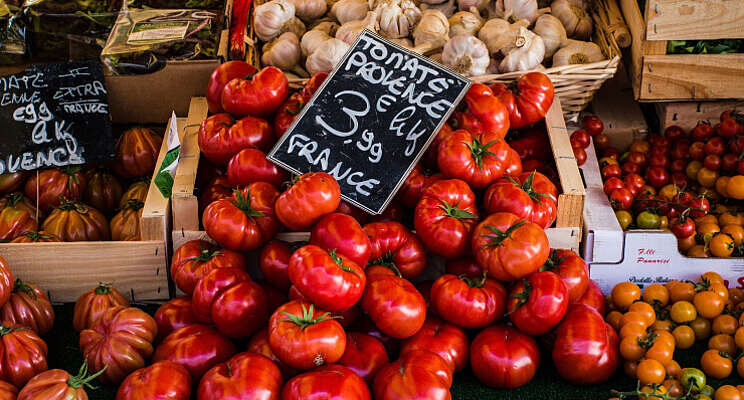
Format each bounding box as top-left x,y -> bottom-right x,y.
245,0 -> 621,121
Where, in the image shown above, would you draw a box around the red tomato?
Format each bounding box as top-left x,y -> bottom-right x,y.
153,324 -> 236,381
199,115 -> 274,166
0,193 -> 37,242
664,125 -> 685,140
199,176 -> 232,213
731,136 -> 744,154
373,351 -> 452,400
670,216 -> 695,238
79,306 -> 157,384
154,296 -> 195,342
670,159 -> 687,173
17,365 -> 95,400
582,115 -> 604,136
453,83 -> 510,138
722,153 -> 738,173
268,300 -> 346,370
335,200 -> 368,224
288,245 -> 365,312
192,268 -> 267,338
552,304 -> 619,385
203,183 -> 280,251
570,130 -> 591,149
259,240 -> 300,291
572,279 -> 606,316
508,271 -> 568,335
602,164 -> 622,180
670,172 -> 689,190
0,172 -> 25,195
275,172 -> 341,231
397,164 -> 445,208
197,352 -> 282,400
483,170 -> 558,229
112,128 -> 163,179
692,121 -> 714,141
685,196 -> 710,218
226,148 -> 288,188
73,283 -> 129,332
471,212 -> 550,281
490,72 -> 554,129
363,221 -> 427,278
282,364 -> 371,400
25,167 -> 86,213
508,127 -> 551,160
445,257 -> 483,278
423,124 -> 454,170
400,317 -> 469,372
689,141 -> 706,161
430,273 -> 506,329
310,213 -> 371,268
541,249 -> 589,303
338,332 -> 390,384
221,66 -> 288,118
0,260 -> 13,320
704,136 -> 726,156
171,239 -> 246,295
594,133 -> 610,150
627,152 -> 647,167
247,329 -> 298,379
116,361 -> 191,400
621,162 -> 641,176
623,174 -> 645,195
273,73 -> 328,138
718,117 -> 743,138
670,142 -> 690,160
361,272 -> 426,339
414,179 -> 479,259
649,154 -> 670,169
206,61 -> 256,114
438,129 -> 522,189
368,200 -> 404,223
574,147 -> 587,166
0,324 -> 47,388
470,325 -> 540,388
645,167 -> 670,189
1,279 -> 54,335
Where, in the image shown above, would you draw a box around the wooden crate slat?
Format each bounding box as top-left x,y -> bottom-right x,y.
0,241 -> 167,303
641,54 -> 744,100
172,98 -> 208,232
656,101 -> 744,130
646,0 -> 744,41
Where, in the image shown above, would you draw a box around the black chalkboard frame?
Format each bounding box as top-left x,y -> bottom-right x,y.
267,29 -> 471,215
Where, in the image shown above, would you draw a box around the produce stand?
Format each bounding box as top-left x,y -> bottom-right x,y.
620,0 -> 744,101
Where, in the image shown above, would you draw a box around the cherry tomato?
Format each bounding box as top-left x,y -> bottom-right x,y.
692,122 -> 714,141
611,281 -> 641,310
665,125 -> 685,140
570,130 -> 591,148
610,188 -> 634,210
582,115 -> 604,136
701,349 -> 733,379
670,301 -> 697,323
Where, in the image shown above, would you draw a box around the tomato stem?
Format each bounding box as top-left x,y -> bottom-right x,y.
436,200 -> 477,221
481,221 -> 525,248
369,252 -> 402,277
459,271 -> 488,288
328,249 -> 359,276
13,278 -> 37,300
67,362 -> 107,389
506,278 -> 531,315
465,137 -> 498,169
232,189 -> 266,220
281,303 -> 340,330
93,283 -> 113,295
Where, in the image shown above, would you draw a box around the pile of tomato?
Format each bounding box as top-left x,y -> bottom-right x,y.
590,111 -> 744,258
0,127 -> 163,243
606,271 -> 744,400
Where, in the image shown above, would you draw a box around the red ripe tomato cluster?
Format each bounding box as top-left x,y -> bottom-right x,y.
570,115 -> 605,166
118,68 -> 625,399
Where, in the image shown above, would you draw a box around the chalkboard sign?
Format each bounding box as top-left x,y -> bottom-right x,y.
0,61 -> 114,174
268,30 -> 471,215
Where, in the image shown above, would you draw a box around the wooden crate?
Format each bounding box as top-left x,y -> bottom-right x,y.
591,64 -> 649,150
620,0 -> 744,101
172,98 -> 585,251
656,100 -> 744,131
0,98 -> 207,303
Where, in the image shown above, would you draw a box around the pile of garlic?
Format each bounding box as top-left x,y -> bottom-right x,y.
253,0 -> 604,77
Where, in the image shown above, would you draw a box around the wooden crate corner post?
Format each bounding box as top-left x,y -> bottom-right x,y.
172,98 -> 208,234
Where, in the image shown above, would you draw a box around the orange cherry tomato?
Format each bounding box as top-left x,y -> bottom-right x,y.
606,310 -> 623,331
652,319 -> 673,332
643,284 -> 670,307
668,281 -> 696,303
637,359 -> 666,386
630,140 -> 651,154
653,330 -> 676,348
697,223 -> 722,237
620,336 -> 644,361
629,302 -> 657,326
620,322 -> 648,340
687,245 -> 710,258
687,161 -> 703,181
694,291 -> 725,319
664,379 -> 683,397
678,235 -> 697,252
722,225 -> 744,246
691,316 -> 712,341
640,384 -> 668,400
719,212 -> 744,227
620,312 -> 650,330
698,167 -> 719,188
699,271 -> 725,285
725,175 -> 744,200
735,326 -> 744,350
709,282 -> 730,303
672,325 -> 695,350
710,233 -> 735,257
738,358 -> 744,379
670,301 -> 697,323
712,314 -> 738,335
708,334 -> 736,355
665,360 -> 682,380
728,287 -> 743,305
701,349 -> 733,379
716,176 -> 730,198
612,282 -> 642,311
714,385 -> 742,400
646,341 -> 674,365
624,360 -> 638,379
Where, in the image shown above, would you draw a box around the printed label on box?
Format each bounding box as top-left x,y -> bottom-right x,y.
128,21 -> 188,44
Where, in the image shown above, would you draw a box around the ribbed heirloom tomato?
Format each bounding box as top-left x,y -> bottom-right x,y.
221,66 -> 289,118
398,164 -> 445,208
170,239 -> 246,295
83,169 -> 122,216
197,352 -> 282,400
116,361 -> 191,400
0,258 -> 12,311
0,323 -> 48,388
288,244 -> 366,312
541,249 -> 589,303
310,213 -> 371,268
153,296 -> 195,341
0,172 -> 25,194
400,317 -> 469,373
268,300 -> 346,370
25,167 -> 86,213
490,72 -> 554,129
206,61 -> 256,114
338,332 -> 390,384
0,193 -> 36,242
113,128 -> 162,179
414,179 -> 479,259
430,273 -> 507,329
373,350 -> 452,400
471,212 -> 550,281
259,240 -> 300,291
362,266 -> 427,339
199,115 -> 274,166
202,183 -> 280,252
153,324 -> 236,380
508,271 -> 569,335
470,325 -> 540,389
17,363 -> 100,400
0,380 -> 15,400
274,73 -> 328,137
438,129 -> 522,189
2,279 -> 54,335
73,283 -> 129,332
226,148 -> 288,188
363,221 -> 427,278
483,170 -> 558,229
275,172 -> 341,231
452,83 -> 510,138
42,200 -> 110,241
282,364 -> 371,400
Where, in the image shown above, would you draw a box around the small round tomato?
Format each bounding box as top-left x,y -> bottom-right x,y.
595,133 -> 610,149
604,177 -> 626,196
582,115 -> 604,136
570,130 -> 591,148
611,281 -> 641,310
701,349 -> 733,379
637,359 -> 666,386
671,159 -> 688,173
708,334 -> 736,355
692,122 -> 714,141
624,174 -> 646,194
697,167 -> 719,188
670,301 -> 697,323
646,167 -> 670,189
627,152 -> 648,167
680,367 -> 706,390
665,125 -> 685,140
727,175 -> 744,199
705,136 -> 726,156
704,154 -> 722,171
709,233 -> 735,257
610,188 -> 634,210
616,210 -> 632,230
470,325 -> 540,389
574,147 -> 587,166
670,216 -> 696,239
714,385 -> 742,400
673,325 -> 695,349
630,140 -> 651,154
643,283 -> 670,306
637,211 -> 661,228
622,162 -> 642,176
602,164 -> 623,180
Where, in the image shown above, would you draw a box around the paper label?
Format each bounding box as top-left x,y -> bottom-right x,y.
154,111 -> 180,198
127,21 -> 188,44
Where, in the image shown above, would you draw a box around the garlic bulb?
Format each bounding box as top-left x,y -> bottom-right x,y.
286,17 -> 307,37
441,34 -> 489,76
301,23 -> 338,56
533,14 -> 567,57
336,10 -> 378,44
331,0 -> 370,24
413,9 -> 449,52
499,26 -> 545,72
448,7 -> 483,37
486,58 -> 499,74
551,0 -> 593,39
492,0 -> 539,24
254,0 -> 297,42
306,38 -> 351,75
288,0 -> 327,22
477,18 -> 529,56
377,0 -> 422,39
421,0 -> 447,3
552,39 -> 603,66
261,32 -> 301,70
420,0 -> 457,18
389,37 -> 414,48
457,0 -> 489,12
